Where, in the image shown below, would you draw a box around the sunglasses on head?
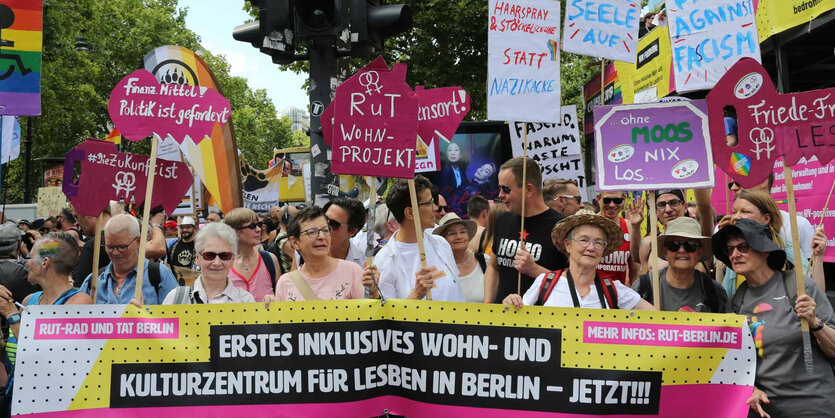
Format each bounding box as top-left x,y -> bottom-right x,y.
602,197 -> 624,205
202,251 -> 234,261
664,240 -> 701,253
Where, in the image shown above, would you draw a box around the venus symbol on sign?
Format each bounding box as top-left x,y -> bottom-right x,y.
749,127 -> 775,160
113,171 -> 136,199
358,71 -> 382,95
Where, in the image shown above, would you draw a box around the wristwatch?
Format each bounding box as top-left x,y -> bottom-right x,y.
811,317 -> 825,332
7,312 -> 21,325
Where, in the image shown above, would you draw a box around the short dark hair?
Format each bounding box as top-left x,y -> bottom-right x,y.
60,208 -> 77,224
288,206 -> 326,239
430,184 -> 440,205
386,175 -> 433,223
467,195 -> 489,219
500,157 -> 542,193
323,197 -> 365,233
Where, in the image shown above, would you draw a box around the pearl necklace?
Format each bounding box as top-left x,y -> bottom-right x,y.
456,250 -> 473,267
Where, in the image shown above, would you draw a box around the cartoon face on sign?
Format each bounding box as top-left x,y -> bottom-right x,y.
707,58 -> 835,189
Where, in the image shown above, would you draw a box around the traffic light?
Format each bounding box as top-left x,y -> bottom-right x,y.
232,0 -> 296,65
351,0 -> 413,57
295,0 -> 342,38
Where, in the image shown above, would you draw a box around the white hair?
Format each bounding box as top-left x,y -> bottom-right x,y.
373,203 -> 397,238
104,214 -> 140,238
195,222 -> 238,254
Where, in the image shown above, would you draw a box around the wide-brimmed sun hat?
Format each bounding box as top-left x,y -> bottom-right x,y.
433,213 -> 477,239
712,218 -> 786,271
658,217 -> 712,262
551,209 -> 622,257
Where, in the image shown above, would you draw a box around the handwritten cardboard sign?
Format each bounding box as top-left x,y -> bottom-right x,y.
594,100 -> 714,190
415,86 -> 471,144
62,139 -> 194,217
562,0 -> 640,63
36,187 -> 66,217
667,0 -> 761,93
107,69 -> 231,143
330,57 -> 419,178
707,57 -> 835,189
488,0 -> 561,122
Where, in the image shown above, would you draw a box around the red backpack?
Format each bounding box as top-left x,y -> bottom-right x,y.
535,269 -> 619,309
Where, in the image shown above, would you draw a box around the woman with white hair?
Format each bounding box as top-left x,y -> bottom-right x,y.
163,223 -> 255,304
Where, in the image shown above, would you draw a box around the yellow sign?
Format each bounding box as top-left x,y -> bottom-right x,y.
757,0 -> 835,42
614,26 -> 674,104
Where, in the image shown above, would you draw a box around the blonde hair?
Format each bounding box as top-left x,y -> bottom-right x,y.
223,207 -> 258,230
735,190 -> 785,248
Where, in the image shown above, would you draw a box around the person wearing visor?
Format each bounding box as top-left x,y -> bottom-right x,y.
633,217 -> 727,312
716,219 -> 835,417
503,210 -> 654,310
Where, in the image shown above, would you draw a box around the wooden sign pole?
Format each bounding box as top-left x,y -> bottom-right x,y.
366,177 -> 377,267
784,165 -> 814,373
89,213 -> 104,302
134,135 -> 160,304
724,173 -> 731,215
518,123 -> 528,295
407,179 -> 431,300
648,192 -> 661,309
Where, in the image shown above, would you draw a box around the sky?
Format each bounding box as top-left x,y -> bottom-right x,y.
177,0 -> 309,112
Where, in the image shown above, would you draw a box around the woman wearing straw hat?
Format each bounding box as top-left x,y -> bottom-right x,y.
632,217 -> 727,312
435,213 -> 484,303
503,210 -> 654,310
715,219 -> 835,418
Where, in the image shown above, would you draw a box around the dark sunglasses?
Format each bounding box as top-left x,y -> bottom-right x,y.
327,218 -> 344,230
499,185 -> 513,194
201,251 -> 235,261
437,205 -> 450,212
237,223 -> 259,231
726,243 -> 751,255
664,241 -> 701,253
602,197 -> 624,205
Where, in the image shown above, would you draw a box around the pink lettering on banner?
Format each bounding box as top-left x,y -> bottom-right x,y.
34,318 -> 179,340
583,322 -> 741,349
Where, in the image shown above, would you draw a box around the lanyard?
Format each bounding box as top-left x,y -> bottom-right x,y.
565,270 -> 607,309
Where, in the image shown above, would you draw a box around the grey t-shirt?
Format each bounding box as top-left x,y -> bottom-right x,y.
731,271 -> 835,417
632,268 -> 728,313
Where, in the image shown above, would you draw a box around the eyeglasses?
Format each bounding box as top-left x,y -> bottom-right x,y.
560,195 -> 582,204
602,197 -> 624,205
572,238 -> 607,250
726,243 -> 751,255
237,223 -> 259,231
656,199 -> 683,210
201,251 -> 234,261
499,185 -> 514,194
326,218 -> 344,230
301,227 -> 331,239
418,199 -> 434,207
437,205 -> 450,213
104,237 -> 137,253
664,241 -> 701,253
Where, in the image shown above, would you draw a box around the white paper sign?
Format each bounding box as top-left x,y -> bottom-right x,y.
510,106 -> 588,200
667,0 -> 760,93
487,0 -> 561,122
562,0 -> 640,63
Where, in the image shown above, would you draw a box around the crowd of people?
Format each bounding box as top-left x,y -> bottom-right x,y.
0,157 -> 830,416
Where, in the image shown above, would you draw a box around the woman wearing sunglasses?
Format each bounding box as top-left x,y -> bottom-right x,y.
224,208 -> 279,302
716,219 -> 835,418
632,217 -> 727,312
163,223 -> 255,304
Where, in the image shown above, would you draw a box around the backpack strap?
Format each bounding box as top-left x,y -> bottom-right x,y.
475,253 -> 487,273
173,286 -> 193,305
637,274 -> 652,304
697,271 -> 721,313
148,261 -> 161,298
289,270 -> 319,301
536,270 -> 562,306
259,250 -> 277,288
598,277 -> 619,309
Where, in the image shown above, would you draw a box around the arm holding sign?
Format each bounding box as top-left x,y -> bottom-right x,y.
626,195 -> 644,271
513,247 -> 548,279
145,221 -> 167,260
694,188 -> 715,270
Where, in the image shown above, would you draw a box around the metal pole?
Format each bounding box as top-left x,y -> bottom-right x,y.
308,36 -> 338,206
24,117 -> 32,202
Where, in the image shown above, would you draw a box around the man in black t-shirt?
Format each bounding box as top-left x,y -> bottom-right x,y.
485,157 -> 568,303
167,216 -> 197,269
72,209 -> 112,287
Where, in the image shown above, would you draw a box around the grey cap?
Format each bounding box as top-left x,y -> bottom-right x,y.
0,222 -> 21,255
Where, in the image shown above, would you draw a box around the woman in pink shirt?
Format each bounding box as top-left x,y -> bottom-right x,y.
224,208 -> 278,302
268,206 -> 375,301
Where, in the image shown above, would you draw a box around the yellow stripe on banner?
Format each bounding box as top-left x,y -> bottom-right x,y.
198,138 -> 220,202
4,29 -> 43,52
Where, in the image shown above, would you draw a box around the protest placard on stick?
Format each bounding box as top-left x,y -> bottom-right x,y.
562,0 -> 640,63
408,179 -> 431,300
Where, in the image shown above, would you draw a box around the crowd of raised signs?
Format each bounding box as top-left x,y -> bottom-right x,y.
0,154 -> 829,416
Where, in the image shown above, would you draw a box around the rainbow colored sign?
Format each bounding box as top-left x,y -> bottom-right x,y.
0,0 -> 43,115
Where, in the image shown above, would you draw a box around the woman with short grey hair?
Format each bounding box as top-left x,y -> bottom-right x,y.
163,223 -> 254,304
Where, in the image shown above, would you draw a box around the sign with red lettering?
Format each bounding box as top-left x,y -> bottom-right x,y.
331,57 -> 419,178
707,58 -> 835,189
107,69 -> 231,144
62,139 -> 194,217
562,0 -> 640,63
488,0 -> 561,122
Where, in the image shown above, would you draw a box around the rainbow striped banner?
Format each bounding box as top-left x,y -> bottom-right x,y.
0,0 -> 42,115
143,45 -> 242,213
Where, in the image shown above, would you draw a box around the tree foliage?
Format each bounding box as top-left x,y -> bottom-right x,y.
5,0 -> 290,203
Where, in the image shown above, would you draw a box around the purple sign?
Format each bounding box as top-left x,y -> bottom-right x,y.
594,100 -> 714,191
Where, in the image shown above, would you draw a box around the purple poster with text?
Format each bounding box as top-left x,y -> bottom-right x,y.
594,100 -> 714,191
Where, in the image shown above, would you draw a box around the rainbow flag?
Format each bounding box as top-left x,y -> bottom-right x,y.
143,45 -> 242,213
0,0 -> 43,115
105,128 -> 121,150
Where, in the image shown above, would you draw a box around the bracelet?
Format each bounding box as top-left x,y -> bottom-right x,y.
7,312 -> 21,325
811,317 -> 826,332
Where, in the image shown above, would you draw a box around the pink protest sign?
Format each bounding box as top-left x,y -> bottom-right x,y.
707,57 -> 835,189
62,139 -> 194,217
107,69 -> 231,144
415,86 -> 471,144
331,57 -> 419,178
